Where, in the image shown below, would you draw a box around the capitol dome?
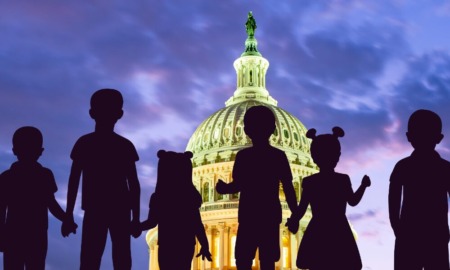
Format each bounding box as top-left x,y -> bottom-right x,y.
147,13 -> 320,270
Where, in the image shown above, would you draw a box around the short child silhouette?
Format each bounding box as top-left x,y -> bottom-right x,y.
0,126 -> 72,270
141,150 -> 212,269
389,109 -> 450,270
286,127 -> 370,270
62,89 -> 141,270
216,105 -> 297,270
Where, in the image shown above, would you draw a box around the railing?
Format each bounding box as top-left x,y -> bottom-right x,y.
200,201 -> 240,212
200,201 -> 290,212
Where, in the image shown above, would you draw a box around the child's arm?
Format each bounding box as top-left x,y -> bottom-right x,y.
216,153 -> 244,194
65,161 -> 82,219
216,179 -> 240,194
286,185 -> 311,234
194,210 -> 212,261
62,161 -> 82,237
348,175 -> 371,206
282,179 -> 297,213
141,193 -> 158,231
49,195 -> 66,222
280,152 -> 297,212
389,181 -> 402,237
127,162 -> 141,238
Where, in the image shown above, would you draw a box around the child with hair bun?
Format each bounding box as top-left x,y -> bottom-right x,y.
286,127 -> 370,270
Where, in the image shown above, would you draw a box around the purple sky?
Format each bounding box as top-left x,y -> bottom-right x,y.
1,1 -> 450,269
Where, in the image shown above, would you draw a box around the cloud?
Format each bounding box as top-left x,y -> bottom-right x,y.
387,51 -> 450,158
348,209 -> 379,223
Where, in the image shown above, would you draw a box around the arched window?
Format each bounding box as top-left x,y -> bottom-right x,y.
202,182 -> 210,203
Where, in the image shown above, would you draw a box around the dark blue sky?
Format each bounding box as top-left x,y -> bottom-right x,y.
1,1 -> 450,269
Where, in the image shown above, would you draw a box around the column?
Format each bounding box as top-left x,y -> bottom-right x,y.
277,227 -> 283,270
223,225 -> 229,270
149,244 -> 160,270
218,223 -> 225,270
290,231 -> 298,269
149,244 -> 155,270
205,226 -> 213,270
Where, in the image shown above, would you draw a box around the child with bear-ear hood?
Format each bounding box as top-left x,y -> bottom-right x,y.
141,150 -> 211,270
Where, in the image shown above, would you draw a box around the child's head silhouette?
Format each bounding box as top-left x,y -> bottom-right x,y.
406,109 -> 443,151
12,126 -> 44,162
243,105 -> 276,144
156,150 -> 194,193
306,127 -> 344,170
89,89 -> 124,125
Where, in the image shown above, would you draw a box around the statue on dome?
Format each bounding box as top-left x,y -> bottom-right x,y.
245,11 -> 257,38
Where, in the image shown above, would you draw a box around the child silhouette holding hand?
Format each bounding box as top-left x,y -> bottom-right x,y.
0,126 -> 75,270
141,150 -> 212,269
62,89 -> 141,270
389,109 -> 450,270
216,105 -> 298,270
286,127 -> 370,270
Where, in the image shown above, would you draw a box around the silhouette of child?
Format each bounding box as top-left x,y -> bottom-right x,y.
62,89 -> 141,270
0,126 -> 74,270
141,150 -> 212,269
389,109 -> 450,270
286,127 -> 370,270
216,105 -> 298,270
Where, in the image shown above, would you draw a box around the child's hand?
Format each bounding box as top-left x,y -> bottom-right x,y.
216,179 -> 227,194
61,216 -> 78,237
285,217 -> 299,234
131,219 -> 142,238
361,175 -> 371,188
196,246 -> 212,261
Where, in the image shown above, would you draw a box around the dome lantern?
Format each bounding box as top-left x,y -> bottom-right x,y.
225,12 -> 277,107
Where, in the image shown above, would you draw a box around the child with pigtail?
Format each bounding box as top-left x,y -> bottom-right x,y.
286,127 -> 371,270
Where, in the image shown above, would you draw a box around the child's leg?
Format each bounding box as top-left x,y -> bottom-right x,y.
4,234 -> 26,270
259,223 -> 280,270
4,250 -> 24,270
25,230 -> 47,270
424,238 -> 449,270
158,243 -> 194,270
259,259 -> 275,270
110,209 -> 132,270
235,224 -> 257,270
394,237 -> 423,270
80,210 -> 109,270
236,260 -> 253,270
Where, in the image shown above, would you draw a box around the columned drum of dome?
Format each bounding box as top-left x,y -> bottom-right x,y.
146,13 -> 354,270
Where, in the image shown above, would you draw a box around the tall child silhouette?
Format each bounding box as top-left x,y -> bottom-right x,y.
389,109 -> 450,270
62,89 -> 141,269
286,127 -> 370,270
216,105 -> 297,270
141,150 -> 212,269
0,126 -> 73,270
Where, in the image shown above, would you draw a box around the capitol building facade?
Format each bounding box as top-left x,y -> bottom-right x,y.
146,14 -> 321,270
